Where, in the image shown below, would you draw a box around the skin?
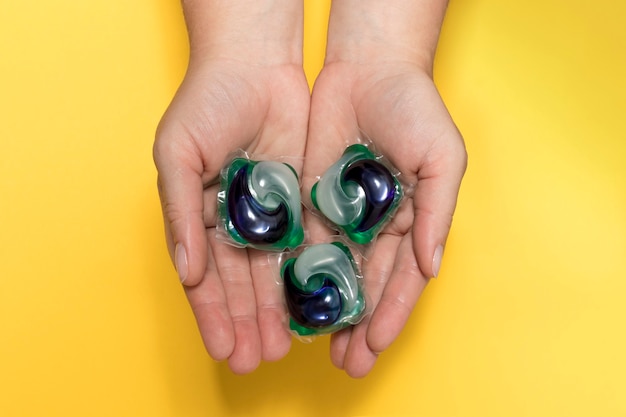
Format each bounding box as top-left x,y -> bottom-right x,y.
153,0 -> 308,374
153,0 -> 467,377
302,0 -> 467,378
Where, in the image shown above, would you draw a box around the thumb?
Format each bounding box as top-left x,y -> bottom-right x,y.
154,139 -> 208,286
413,136 -> 467,278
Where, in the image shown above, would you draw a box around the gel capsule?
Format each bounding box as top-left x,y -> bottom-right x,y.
282,242 -> 366,337
311,144 -> 403,244
219,158 -> 304,251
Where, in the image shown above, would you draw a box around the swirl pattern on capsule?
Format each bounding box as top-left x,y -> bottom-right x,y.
219,157 -> 304,250
311,144 -> 403,244
282,242 -> 366,336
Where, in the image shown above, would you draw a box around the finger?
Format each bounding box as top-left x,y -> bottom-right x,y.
413,134 -> 467,277
342,316 -> 379,378
367,234 -> 429,354
338,233 -> 400,376
154,137 -> 207,286
211,234 -> 262,374
357,198 -> 413,337
361,232 -> 403,311
184,230 -> 235,361
248,249 -> 292,362
330,328 -> 352,370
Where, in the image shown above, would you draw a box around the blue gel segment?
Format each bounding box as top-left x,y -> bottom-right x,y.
284,272 -> 341,328
282,242 -> 365,336
343,159 -> 397,233
220,158 -> 304,250
311,144 -> 403,244
228,166 -> 289,244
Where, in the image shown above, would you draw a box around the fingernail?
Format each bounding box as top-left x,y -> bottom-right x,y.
432,244 -> 444,278
175,243 -> 188,283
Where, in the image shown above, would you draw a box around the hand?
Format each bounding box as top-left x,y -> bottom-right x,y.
302,0 -> 467,377
153,0 -> 309,374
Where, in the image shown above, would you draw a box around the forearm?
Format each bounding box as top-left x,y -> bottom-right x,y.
325,0 -> 448,73
182,0 -> 304,65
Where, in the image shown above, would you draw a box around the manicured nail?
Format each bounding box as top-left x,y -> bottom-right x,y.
432,244 -> 444,278
175,243 -> 188,283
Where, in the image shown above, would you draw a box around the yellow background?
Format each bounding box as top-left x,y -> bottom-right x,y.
1,0 -> 625,416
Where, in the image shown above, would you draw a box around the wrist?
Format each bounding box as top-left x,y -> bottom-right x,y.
182,0 -> 304,66
325,0 -> 448,74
